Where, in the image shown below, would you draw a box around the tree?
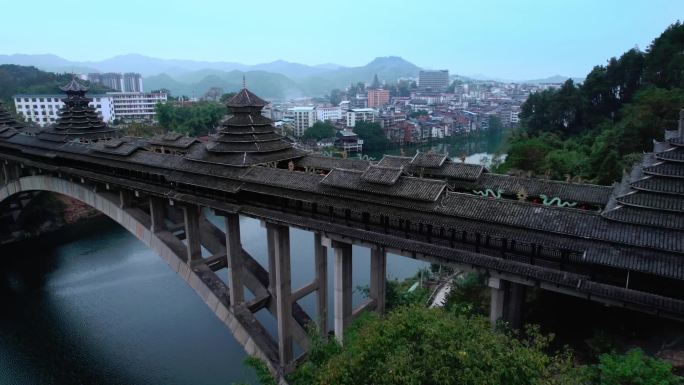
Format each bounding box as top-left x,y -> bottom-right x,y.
329,89 -> 343,106
302,121 -> 335,141
204,87 -> 224,102
154,101 -> 225,137
352,121 -> 388,150
370,74 -> 381,89
488,116 -> 504,132
409,109 -> 430,118
644,21 -> 684,89
592,349 -> 681,385
289,305 -> 573,385
504,135 -> 554,174
220,92 -> 237,103
498,22 -> 684,183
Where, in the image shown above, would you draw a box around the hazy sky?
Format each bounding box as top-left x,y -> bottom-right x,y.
2,0 -> 681,79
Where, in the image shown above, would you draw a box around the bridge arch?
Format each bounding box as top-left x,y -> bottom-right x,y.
0,175 -> 278,373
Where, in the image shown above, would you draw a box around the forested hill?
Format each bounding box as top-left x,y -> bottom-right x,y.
497,22 -> 684,185
0,65 -> 114,102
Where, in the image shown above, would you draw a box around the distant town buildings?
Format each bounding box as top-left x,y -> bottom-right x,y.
367,89 -> 390,108
291,106 -> 316,137
87,72 -> 144,92
108,91 -> 167,121
418,70 -> 449,92
315,106 -> 342,122
237,74 -> 544,149
346,108 -> 376,128
12,90 -> 167,126
13,94 -> 113,127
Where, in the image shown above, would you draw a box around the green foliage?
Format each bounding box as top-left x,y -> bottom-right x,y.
0,64 -> 114,102
302,121 -> 336,141
155,101 -> 225,137
328,88 -> 343,105
290,305 -> 573,385
121,122 -> 165,138
501,22 -> 684,183
444,273 -> 489,315
220,92 -> 237,103
504,135 -> 555,174
408,109 -> 430,118
244,357 -> 277,385
591,349 -> 682,385
644,21 -> 684,89
489,115 -> 504,132
352,121 -> 388,150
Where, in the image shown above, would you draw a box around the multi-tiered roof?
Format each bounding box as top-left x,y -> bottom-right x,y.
186,87 -> 305,167
37,79 -> 119,143
0,101 -> 23,139
602,110 -> 684,230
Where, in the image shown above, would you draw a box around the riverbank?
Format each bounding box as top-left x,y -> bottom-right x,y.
0,193 -> 101,245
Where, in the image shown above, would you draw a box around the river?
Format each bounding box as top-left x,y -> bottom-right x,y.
0,132 -> 505,384
362,130 -> 507,166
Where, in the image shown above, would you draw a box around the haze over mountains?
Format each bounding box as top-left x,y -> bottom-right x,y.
0,53 -> 580,100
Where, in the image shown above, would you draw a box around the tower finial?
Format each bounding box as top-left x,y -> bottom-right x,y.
242,75 -> 246,89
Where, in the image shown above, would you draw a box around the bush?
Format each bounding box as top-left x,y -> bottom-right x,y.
289,305 -> 573,385
593,349 -> 682,385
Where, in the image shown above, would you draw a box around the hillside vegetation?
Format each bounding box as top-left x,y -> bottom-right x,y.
0,65 -> 114,102
497,22 -> 684,184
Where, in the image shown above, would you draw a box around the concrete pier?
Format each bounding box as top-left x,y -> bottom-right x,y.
370,247 -> 387,315
181,205 -> 202,262
225,213 -> 244,306
314,233 -> 328,337
332,241 -> 352,343
149,197 -> 167,233
272,224 -> 293,366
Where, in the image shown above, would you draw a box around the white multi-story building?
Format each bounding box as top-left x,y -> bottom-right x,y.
290,106 -> 316,137
13,91 -> 167,126
13,94 -> 114,127
88,72 -> 144,92
510,110 -> 520,124
346,108 -> 376,128
315,106 -> 342,122
107,91 -> 167,122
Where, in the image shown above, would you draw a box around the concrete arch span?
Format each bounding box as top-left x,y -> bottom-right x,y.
0,175 -> 281,376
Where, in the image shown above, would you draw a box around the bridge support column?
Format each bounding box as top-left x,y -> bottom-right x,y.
181,205 -> 202,262
314,233 -> 328,337
273,224 -> 293,366
505,282 -> 526,330
1,163 -> 7,184
225,213 -> 244,306
149,197 -> 167,233
119,190 -> 133,208
332,240 -> 352,344
488,277 -> 507,326
266,223 -> 277,294
488,277 -> 526,329
370,247 -> 387,315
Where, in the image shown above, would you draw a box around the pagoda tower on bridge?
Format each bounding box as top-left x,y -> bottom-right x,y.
37,78 -> 120,143
186,86 -> 305,167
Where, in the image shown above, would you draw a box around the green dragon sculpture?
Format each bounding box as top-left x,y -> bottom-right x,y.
356,154 -> 376,161
472,188 -> 504,199
539,194 -> 578,208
